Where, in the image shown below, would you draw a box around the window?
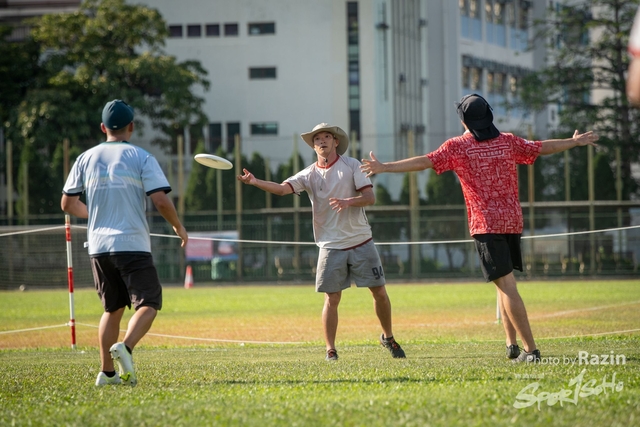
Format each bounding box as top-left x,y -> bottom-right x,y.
168,25 -> 183,38
227,122 -> 240,154
485,0 -> 493,23
224,23 -> 239,36
519,3 -> 529,30
469,0 -> 478,18
206,24 -> 220,37
349,61 -> 359,85
249,67 -> 277,79
509,76 -> 518,95
487,72 -> 495,93
248,22 -> 275,35
460,0 -> 469,17
496,73 -> 506,95
208,123 -> 222,152
462,66 -> 470,89
187,24 -> 201,38
471,68 -> 481,91
250,123 -> 278,135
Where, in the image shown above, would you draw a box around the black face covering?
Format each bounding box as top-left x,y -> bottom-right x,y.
455,94 -> 500,141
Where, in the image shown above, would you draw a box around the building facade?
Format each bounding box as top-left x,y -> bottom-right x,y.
1,0 -> 552,200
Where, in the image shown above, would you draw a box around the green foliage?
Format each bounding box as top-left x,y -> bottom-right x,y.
273,153 -> 310,208
374,183 -> 394,206
3,0 -> 209,217
519,0 -> 640,200
184,140 -> 212,211
425,170 -> 464,205
423,170 -> 467,270
0,26 -> 41,125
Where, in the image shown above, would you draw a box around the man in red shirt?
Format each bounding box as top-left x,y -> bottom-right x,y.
360,94 -> 599,362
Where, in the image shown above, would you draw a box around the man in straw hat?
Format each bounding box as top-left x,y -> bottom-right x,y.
238,123 -> 405,360
361,94 -> 599,363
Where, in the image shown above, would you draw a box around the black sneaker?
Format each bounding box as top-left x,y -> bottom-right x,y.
380,334 -> 406,358
513,348 -> 541,363
506,344 -> 521,359
325,348 -> 338,361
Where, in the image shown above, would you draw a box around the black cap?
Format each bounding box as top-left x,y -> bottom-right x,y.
455,94 -> 500,141
102,99 -> 134,130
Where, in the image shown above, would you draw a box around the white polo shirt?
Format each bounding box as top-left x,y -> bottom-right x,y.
284,156 -> 374,249
63,141 -> 171,256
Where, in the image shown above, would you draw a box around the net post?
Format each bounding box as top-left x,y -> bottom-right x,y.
496,292 -> 502,325
65,214 -> 77,350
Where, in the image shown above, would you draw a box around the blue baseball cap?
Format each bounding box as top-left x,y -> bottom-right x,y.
102,99 -> 134,130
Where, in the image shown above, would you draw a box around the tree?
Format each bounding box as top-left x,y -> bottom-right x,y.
273,153 -> 311,208
519,0 -> 640,202
4,0 -> 209,217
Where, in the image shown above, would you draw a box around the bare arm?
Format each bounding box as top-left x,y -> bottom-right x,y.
360,151 -> 433,177
61,194 -> 89,218
329,186 -> 375,213
237,168 -> 293,196
149,191 -> 188,247
628,56 -> 640,106
539,130 -> 599,156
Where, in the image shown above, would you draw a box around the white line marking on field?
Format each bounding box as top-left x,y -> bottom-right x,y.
0,324 -> 68,334
530,300 -> 640,319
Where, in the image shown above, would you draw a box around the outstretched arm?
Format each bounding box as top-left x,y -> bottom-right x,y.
538,130 -> 599,156
237,168 -> 293,196
360,151 -> 433,178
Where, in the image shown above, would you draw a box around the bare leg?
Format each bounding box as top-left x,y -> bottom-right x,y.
98,308 -> 125,371
497,293 -> 518,346
322,292 -> 341,351
369,286 -> 393,338
494,273 -> 536,352
123,306 -> 157,351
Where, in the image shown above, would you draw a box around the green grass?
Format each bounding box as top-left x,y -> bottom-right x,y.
1,281 -> 639,426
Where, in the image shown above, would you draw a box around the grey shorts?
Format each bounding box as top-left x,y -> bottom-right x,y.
90,253 -> 163,312
315,239 -> 386,293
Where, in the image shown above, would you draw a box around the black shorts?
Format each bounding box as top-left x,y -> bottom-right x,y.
90,253 -> 162,312
473,234 -> 523,282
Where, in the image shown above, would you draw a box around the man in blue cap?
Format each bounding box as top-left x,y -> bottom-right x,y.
61,99 -> 188,385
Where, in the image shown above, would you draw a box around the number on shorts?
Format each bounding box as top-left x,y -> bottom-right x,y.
372,265 -> 384,280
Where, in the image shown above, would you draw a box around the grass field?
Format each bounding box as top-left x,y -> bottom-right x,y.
1,280 -> 639,426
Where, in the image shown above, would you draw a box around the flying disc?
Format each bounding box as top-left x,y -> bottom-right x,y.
194,153 -> 233,170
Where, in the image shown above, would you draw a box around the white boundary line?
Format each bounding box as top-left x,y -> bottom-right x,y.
0,324 -> 68,334
155,223 -> 640,246
49,223 -> 640,246
72,323 -> 306,345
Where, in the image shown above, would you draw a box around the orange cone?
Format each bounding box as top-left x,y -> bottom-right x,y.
184,265 -> 194,289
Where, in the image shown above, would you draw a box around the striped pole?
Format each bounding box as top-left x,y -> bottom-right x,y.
65,214 -> 77,350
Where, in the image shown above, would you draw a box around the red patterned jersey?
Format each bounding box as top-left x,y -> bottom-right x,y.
427,132 -> 542,235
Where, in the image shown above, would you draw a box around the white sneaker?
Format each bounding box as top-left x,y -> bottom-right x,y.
95,371 -> 122,386
109,342 -> 137,386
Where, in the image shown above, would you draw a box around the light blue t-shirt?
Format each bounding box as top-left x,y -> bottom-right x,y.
62,142 -> 171,256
